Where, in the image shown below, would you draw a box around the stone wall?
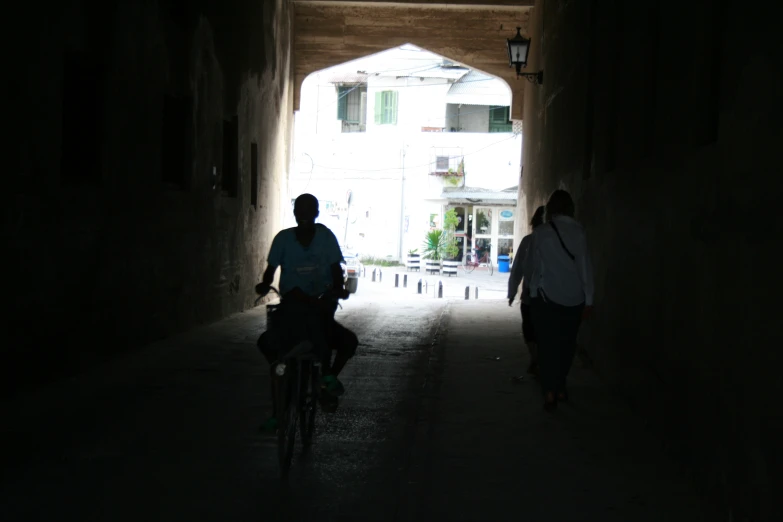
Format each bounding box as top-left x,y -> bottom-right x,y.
4,0 -> 294,397
520,1 -> 781,520
293,3 -> 532,119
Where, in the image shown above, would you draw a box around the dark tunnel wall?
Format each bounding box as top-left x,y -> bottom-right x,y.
4,0 -> 294,396
520,1 -> 781,520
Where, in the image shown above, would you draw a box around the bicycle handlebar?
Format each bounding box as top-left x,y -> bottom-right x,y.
254,285 -> 280,306
254,285 -> 346,307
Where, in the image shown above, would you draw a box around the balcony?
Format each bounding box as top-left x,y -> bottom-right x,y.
429,148 -> 463,176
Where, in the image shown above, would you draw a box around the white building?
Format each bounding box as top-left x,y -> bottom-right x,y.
290,45 -> 523,266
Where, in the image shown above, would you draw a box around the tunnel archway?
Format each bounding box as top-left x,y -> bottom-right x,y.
290,43 -> 524,260
293,2 -> 532,120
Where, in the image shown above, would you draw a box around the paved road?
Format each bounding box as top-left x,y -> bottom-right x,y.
0,281 -> 711,521
0,283 -> 447,522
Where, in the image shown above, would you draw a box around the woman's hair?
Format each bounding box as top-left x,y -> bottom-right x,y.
530,206 -> 546,229
545,190 -> 575,221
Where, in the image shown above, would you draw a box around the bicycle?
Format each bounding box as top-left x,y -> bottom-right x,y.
256,287 -> 339,478
463,251 -> 494,275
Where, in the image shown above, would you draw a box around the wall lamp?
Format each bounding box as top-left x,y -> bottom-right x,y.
507,27 -> 543,85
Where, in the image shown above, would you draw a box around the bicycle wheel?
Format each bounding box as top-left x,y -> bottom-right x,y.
464,263 -> 476,273
277,362 -> 299,478
299,360 -> 319,450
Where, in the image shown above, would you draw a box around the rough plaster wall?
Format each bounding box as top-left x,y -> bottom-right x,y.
521,1 -> 781,520
4,0 -> 293,397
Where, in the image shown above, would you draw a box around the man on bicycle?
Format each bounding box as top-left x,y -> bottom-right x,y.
255,193 -> 358,431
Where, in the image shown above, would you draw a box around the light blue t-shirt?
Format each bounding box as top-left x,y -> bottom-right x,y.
267,224 -> 345,297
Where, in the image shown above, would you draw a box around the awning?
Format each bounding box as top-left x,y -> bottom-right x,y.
446,70 -> 511,107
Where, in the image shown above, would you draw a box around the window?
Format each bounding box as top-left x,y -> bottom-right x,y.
374,90 -> 398,125
498,208 -> 515,236
436,156 -> 450,171
489,106 -> 512,133
222,116 -> 238,197
61,52 -> 105,186
160,94 -> 191,190
337,84 -> 368,132
454,207 -> 466,233
250,142 -> 258,208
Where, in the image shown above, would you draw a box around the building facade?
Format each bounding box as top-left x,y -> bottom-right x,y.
290,45 -> 522,265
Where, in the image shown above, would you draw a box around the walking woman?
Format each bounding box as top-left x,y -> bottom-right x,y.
523,190 -> 594,411
508,205 -> 546,376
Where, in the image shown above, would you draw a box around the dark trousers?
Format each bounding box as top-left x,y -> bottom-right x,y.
257,303 -> 358,418
530,294 -> 583,394
257,306 -> 358,371
520,302 -> 537,364
520,302 -> 536,343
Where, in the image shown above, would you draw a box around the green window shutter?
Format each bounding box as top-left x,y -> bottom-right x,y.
337,86 -> 349,120
374,92 -> 383,124
381,91 -> 390,124
390,91 -> 398,125
489,106 -> 512,132
490,106 -> 507,123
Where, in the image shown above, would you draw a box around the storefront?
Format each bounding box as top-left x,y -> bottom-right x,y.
441,186 -> 518,267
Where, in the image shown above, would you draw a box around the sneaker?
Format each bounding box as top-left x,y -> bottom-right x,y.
321,374 -> 345,396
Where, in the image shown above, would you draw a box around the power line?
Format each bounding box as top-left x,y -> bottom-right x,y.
310,65 -> 507,116
309,134 -> 518,173
308,80 -> 513,124
357,76 -> 503,89
313,63 -> 448,115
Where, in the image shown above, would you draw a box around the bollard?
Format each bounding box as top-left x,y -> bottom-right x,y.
395,273 -> 399,288
403,274 -> 408,288
379,269 -> 382,283
465,286 -> 470,300
372,268 -> 376,282
438,281 -> 443,298
425,280 -> 429,293
475,286 -> 479,299
417,279 -> 423,294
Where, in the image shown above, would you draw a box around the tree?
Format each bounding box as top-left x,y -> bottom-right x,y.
443,208 -> 460,259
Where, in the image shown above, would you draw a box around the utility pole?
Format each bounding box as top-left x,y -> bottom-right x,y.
398,143 -> 406,261
343,189 -> 352,246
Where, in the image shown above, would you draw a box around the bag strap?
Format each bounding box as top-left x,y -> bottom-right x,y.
550,221 -> 575,261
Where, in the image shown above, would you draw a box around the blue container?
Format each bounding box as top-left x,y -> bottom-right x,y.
498,255 -> 510,273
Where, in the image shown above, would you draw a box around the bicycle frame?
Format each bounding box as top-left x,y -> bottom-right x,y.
462,252 -> 494,274
258,286 -> 335,478
273,344 -> 320,477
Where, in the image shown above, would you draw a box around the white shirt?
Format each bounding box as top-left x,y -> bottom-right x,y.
522,215 -> 594,307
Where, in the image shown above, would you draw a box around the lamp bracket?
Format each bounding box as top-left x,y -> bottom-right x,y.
517,71 -> 544,85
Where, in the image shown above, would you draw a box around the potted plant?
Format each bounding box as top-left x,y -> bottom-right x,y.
406,248 -> 421,271
423,229 -> 446,274
443,209 -> 460,259
442,209 -> 461,276
444,166 -> 463,187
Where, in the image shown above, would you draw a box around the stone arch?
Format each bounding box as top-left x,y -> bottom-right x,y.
293,2 -> 532,120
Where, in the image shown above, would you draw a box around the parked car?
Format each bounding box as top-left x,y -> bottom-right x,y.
341,250 -> 362,294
